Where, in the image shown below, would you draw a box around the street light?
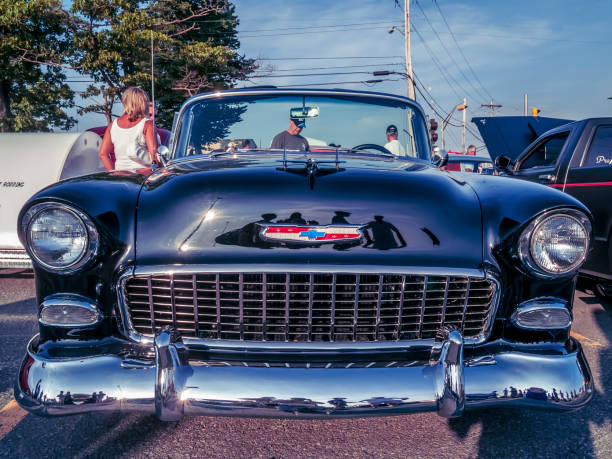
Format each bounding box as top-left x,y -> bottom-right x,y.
388,25 -> 405,35
441,102 -> 467,151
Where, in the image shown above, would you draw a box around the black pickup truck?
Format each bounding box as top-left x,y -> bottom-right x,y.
496,118 -> 612,290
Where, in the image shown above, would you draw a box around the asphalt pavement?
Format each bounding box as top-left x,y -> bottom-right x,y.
0,269 -> 610,458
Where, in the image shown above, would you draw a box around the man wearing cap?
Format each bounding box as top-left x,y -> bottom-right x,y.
384,124 -> 406,156
271,117 -> 310,151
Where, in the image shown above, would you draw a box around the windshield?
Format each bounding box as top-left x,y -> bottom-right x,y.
174,93 -> 430,161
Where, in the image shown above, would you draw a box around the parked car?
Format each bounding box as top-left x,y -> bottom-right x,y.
496,118 -> 612,290
15,88 -> 593,421
441,153 -> 495,174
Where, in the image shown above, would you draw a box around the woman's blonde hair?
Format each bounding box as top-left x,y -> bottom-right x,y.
121,87 -> 149,122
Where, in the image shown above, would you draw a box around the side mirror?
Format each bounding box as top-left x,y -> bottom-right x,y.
494,155 -> 513,171
157,145 -> 170,166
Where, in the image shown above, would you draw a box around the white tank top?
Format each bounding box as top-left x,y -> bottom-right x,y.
110,118 -> 151,170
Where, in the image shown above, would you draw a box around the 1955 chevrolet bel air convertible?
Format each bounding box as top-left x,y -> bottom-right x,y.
15,88 -> 593,420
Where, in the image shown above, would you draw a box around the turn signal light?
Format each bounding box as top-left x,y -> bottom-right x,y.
511,298 -> 572,330
39,294 -> 102,327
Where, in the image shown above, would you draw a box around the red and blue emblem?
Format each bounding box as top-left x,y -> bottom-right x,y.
258,224 -> 364,244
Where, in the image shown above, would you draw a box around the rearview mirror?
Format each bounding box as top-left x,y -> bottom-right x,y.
494,155 -> 513,170
157,145 -> 170,166
290,106 -> 320,118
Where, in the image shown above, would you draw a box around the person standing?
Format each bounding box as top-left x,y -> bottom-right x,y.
271,117 -> 309,151
98,87 -> 158,171
466,144 -> 477,155
384,125 -> 406,156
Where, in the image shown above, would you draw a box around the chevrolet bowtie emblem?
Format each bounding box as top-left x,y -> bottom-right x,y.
257,224 -> 364,244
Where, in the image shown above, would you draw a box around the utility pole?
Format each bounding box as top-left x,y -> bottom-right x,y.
462,97 -> 466,153
404,0 -> 415,100
524,93 -> 528,116
481,99 -> 502,116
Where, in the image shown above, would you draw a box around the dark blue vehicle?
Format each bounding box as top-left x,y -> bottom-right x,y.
496,118 -> 612,290
15,88 -> 594,421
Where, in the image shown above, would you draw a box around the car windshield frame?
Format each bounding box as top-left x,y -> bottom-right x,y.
169,89 -> 431,163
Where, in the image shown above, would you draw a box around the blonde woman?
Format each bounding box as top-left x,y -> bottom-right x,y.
98,87 -> 158,171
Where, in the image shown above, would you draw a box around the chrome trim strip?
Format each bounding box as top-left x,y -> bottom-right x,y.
192,274 -> 199,337
130,264 -> 487,277
418,275 -> 428,339
147,277 -> 155,333
116,266 -> 501,349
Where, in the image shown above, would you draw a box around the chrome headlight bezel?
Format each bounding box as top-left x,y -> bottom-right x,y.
22,202 -> 100,273
518,208 -> 591,279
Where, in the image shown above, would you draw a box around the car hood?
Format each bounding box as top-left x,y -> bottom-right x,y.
135,153 -> 483,270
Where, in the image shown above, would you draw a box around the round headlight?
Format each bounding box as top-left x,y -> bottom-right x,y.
22,203 -> 99,272
518,209 -> 591,277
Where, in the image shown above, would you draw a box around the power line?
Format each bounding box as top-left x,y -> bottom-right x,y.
432,0 -> 493,101
412,25 -> 464,100
240,25 -> 404,38
258,56 -> 405,61
260,62 -> 405,72
189,23 -> 405,38
246,79 -> 401,88
250,70 -> 383,78
414,0 -> 488,103
412,74 -> 461,147
188,20 -> 402,30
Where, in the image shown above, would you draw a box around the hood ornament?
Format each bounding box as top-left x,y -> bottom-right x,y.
257,223 -> 364,244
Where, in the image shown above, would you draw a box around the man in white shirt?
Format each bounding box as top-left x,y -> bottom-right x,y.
384,125 -> 406,156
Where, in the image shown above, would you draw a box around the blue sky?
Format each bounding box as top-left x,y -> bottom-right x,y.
76,0 -> 612,154
231,0 -> 612,152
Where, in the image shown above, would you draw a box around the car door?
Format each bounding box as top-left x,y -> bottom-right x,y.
512,131 -> 571,185
564,124 -> 612,279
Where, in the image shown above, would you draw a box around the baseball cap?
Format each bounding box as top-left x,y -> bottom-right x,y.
386,124 -> 398,135
290,117 -> 306,128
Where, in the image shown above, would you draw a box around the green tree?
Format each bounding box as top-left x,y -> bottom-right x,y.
68,0 -> 255,126
0,0 -> 75,132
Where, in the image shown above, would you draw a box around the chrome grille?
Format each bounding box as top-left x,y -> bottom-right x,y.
124,273 -> 496,342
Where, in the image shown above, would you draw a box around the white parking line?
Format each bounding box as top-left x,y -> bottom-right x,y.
571,331 -> 606,348
0,400 -> 28,440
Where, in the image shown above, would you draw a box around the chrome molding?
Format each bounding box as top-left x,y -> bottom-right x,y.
116,265 -> 501,350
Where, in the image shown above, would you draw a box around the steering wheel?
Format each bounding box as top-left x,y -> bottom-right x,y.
351,143 -> 392,155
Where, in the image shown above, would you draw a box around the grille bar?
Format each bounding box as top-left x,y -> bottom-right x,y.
125,272 -> 497,343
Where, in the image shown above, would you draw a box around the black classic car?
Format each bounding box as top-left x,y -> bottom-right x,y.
15,88 -> 594,421
495,118 -> 612,291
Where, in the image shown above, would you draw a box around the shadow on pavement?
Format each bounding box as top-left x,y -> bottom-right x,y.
0,269 -> 34,279
0,412 -> 172,457
449,292 -> 611,458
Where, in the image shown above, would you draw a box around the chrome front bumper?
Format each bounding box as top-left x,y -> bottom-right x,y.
15,329 -> 593,420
